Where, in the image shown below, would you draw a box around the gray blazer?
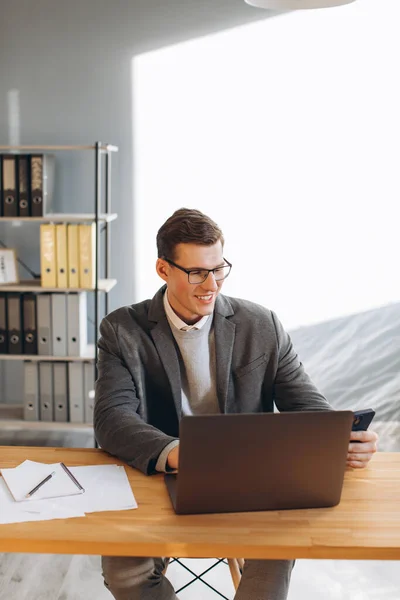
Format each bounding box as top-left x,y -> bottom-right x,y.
94,285 -> 332,474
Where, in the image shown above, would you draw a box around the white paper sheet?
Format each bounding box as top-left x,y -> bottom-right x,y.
0,478 -> 85,524
0,461 -> 137,525
55,465 -> 138,513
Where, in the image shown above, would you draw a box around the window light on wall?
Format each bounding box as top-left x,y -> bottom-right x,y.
245,0 -> 356,9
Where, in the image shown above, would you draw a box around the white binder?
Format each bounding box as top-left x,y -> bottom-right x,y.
53,362 -> 68,422
51,294 -> 67,356
68,362 -> 84,423
66,293 -> 87,356
39,362 -> 54,421
23,362 -> 39,421
37,294 -> 52,356
83,362 -> 95,424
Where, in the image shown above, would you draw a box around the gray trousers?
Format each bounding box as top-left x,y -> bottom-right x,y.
102,556 -> 295,600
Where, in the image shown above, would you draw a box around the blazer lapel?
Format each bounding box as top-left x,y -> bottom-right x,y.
150,322 -> 182,419
214,296 -> 236,413
149,286 -> 182,418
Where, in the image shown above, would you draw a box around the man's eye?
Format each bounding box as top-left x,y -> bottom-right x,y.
190,270 -> 203,276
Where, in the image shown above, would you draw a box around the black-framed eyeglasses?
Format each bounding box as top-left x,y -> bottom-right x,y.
163,257 -> 232,284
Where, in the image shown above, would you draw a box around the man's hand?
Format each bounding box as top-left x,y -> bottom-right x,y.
347,429 -> 379,468
167,445 -> 179,470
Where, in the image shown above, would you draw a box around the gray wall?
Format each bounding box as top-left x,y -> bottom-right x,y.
0,0 -> 277,403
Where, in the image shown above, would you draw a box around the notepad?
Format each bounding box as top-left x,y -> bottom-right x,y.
0,460 -> 85,502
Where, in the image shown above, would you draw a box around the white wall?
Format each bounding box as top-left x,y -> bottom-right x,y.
0,0 -> 275,403
133,0 -> 399,330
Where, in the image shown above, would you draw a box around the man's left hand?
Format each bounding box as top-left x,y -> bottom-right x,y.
347,429 -> 379,468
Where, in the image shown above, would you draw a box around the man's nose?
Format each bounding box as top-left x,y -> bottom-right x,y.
202,271 -> 218,291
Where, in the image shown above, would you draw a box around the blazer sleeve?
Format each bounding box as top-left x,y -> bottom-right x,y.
94,317 -> 179,475
271,311 -> 334,412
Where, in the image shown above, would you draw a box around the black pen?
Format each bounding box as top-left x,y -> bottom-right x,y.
60,462 -> 85,493
25,471 -> 56,498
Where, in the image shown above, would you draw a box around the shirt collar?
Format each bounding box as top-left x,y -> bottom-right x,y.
163,289 -> 210,331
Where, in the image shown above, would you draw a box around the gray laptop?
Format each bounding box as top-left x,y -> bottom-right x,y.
165,411 -> 354,515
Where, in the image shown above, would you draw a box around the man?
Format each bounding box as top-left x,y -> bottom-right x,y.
94,208 -> 378,600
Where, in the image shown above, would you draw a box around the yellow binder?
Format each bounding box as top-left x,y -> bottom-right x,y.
67,225 -> 79,288
78,224 -> 96,289
40,224 -> 57,287
55,224 -> 68,288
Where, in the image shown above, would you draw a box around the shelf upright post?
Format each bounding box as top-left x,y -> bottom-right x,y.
94,143 -> 103,449
105,148 -> 112,317
94,142 -> 102,381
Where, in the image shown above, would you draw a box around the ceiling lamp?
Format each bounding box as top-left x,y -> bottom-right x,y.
244,0 -> 356,9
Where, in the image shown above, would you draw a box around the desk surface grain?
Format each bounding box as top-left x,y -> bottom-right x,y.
0,447 -> 399,560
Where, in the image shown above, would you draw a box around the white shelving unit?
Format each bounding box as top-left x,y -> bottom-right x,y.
0,142 -> 118,430
0,345 -> 95,362
0,279 -> 117,293
0,212 -> 118,223
0,403 -> 93,430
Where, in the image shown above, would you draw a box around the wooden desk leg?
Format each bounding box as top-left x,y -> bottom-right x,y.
227,558 -> 242,590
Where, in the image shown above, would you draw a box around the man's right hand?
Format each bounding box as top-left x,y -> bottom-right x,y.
167,445 -> 179,470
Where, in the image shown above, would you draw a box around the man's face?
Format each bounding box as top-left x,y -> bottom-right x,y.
156,241 -> 225,325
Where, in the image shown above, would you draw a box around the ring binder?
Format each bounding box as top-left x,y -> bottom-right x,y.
2,156 -> 18,217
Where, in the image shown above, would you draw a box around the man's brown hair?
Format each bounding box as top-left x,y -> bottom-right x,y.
156,208 -> 224,260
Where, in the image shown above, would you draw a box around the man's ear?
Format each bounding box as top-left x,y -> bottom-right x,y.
156,258 -> 169,283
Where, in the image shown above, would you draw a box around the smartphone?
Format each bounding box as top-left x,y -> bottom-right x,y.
352,408 -> 375,441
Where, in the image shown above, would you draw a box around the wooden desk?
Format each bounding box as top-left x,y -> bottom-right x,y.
0,447 -> 399,560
